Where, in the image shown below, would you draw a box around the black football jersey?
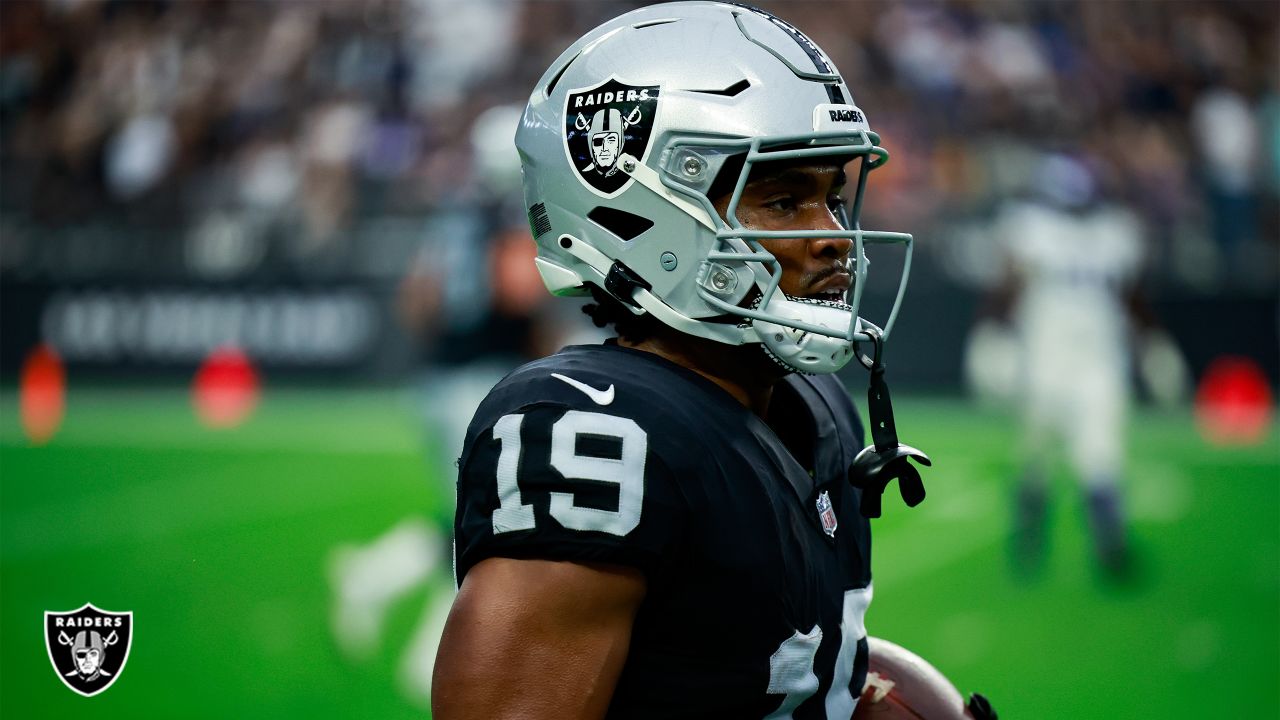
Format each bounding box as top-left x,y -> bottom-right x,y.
454,342 -> 873,719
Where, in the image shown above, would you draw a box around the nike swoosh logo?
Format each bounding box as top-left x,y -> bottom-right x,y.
551,373 -> 615,406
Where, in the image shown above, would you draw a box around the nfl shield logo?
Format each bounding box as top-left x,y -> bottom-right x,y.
45,603 -> 133,697
816,490 -> 838,538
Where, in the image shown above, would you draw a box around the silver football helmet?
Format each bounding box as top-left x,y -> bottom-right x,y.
516,1 -> 914,374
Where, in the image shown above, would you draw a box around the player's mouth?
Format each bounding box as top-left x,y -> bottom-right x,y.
809,289 -> 847,303
803,273 -> 851,305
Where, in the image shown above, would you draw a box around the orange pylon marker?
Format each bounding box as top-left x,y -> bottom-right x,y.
19,344 -> 65,445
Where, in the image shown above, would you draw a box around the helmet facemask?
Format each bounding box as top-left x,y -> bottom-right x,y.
622,128 -> 915,375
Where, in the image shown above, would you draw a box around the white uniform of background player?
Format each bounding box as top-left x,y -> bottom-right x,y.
1003,197 -> 1141,485
995,154 -> 1145,575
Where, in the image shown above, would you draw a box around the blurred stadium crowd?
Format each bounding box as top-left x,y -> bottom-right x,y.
0,0 -> 1277,379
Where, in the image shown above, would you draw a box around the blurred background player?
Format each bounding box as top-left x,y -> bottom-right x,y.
971,150 -> 1189,578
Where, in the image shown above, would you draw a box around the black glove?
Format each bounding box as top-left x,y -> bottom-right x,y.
967,692 -> 998,720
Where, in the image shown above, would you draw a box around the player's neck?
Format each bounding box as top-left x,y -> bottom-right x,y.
618,329 -> 785,416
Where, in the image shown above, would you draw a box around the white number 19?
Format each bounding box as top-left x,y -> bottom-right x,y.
490,411 -> 647,537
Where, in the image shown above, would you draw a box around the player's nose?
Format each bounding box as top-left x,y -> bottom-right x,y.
806,209 -> 852,261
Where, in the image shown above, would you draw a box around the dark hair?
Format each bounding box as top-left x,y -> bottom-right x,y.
581,285 -> 660,343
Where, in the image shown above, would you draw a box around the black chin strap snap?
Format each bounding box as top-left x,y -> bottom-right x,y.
848,326 -> 932,518
854,321 -> 884,374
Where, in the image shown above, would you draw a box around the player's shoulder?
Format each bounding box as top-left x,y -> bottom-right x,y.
1089,204 -> 1144,262
453,343 -> 704,581
501,343 -> 652,394
476,343 -> 725,423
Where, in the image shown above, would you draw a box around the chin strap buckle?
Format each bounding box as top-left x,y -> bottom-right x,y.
604,261 -> 651,309
848,325 -> 932,518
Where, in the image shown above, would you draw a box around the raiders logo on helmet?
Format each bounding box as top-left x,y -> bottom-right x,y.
563,77 -> 659,197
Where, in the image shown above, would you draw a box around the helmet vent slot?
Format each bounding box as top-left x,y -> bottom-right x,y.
588,206 -> 655,242
688,79 -> 751,97
545,52 -> 580,97
633,19 -> 678,30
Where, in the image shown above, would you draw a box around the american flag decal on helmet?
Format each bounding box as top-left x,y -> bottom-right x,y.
816,490 -> 838,538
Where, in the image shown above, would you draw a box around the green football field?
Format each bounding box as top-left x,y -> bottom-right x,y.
1,386 -> 1276,718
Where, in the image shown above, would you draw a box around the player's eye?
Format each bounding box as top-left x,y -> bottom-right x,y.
763,195 -> 796,213
827,195 -> 847,213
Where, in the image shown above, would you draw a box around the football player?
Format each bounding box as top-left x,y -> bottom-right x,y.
433,3 -> 926,717
990,151 -> 1186,577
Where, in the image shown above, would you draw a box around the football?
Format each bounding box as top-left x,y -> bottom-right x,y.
852,637 -> 997,719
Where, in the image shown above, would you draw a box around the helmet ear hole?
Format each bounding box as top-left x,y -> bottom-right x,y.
588,206 -> 655,241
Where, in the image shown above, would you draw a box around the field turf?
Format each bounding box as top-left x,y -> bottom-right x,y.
1,387 -> 1276,718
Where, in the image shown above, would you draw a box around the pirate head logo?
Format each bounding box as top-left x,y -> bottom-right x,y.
564,77 -> 659,197
45,603 -> 133,696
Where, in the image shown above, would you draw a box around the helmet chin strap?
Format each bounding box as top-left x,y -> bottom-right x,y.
555,232 -> 760,345
847,325 -> 933,518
